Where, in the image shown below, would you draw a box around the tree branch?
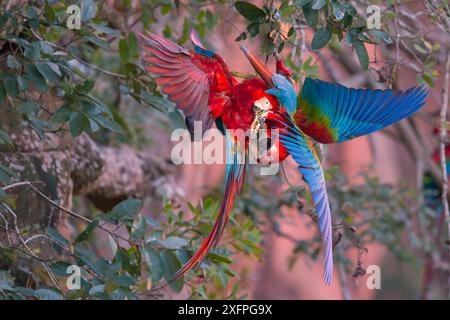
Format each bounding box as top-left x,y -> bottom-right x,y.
439,50 -> 450,250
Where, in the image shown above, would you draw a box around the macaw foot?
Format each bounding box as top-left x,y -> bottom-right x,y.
250,110 -> 269,137
251,97 -> 272,136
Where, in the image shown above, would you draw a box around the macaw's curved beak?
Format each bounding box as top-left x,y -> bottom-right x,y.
240,43 -> 274,88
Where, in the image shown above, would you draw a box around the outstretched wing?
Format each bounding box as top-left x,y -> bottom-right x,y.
295,78 -> 428,143
269,112 -> 333,285
140,31 -> 234,137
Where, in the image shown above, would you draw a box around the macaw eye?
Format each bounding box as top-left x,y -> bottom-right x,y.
253,97 -> 272,114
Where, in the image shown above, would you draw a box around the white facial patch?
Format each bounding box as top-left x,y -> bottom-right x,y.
254,97 -> 272,111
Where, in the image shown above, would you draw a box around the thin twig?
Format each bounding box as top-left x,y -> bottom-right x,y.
439,50 -> 450,251
4,181 -> 141,247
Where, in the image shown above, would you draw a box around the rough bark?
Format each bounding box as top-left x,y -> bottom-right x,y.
71,133 -> 175,212
1,113 -> 174,230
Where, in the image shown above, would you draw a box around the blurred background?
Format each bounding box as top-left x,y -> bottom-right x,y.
0,0 -> 449,300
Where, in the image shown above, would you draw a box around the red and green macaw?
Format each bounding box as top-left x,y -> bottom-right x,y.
140,31 -> 428,285
140,31 -> 282,283
241,44 -> 427,285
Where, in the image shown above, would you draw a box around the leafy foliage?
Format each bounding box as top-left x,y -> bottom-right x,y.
0,0 -> 448,300
0,193 -> 262,299
233,0 -> 393,70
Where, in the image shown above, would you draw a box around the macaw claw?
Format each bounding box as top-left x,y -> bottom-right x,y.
251,109 -> 269,136
251,97 -> 272,136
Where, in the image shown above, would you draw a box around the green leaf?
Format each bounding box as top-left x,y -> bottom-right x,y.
342,12 -> 353,28
287,26 -> 295,37
24,64 -> 48,92
49,261 -> 72,277
37,41 -> 55,55
69,112 -> 88,137
89,23 -> 121,37
147,237 -> 188,250
84,35 -> 110,49
23,44 -> 41,60
26,6 -> 38,19
235,1 -> 266,21
354,40 -> 369,70
110,198 -> 142,220
205,10 -> 215,28
81,0 -> 97,22
74,244 -> 100,274
143,247 -> 164,282
17,101 -> 40,115
280,2 -> 296,17
176,249 -> 192,265
140,91 -> 172,111
30,118 -> 54,140
0,83 -> 5,103
52,104 -> 72,123
109,274 -> 135,287
413,44 -> 427,55
89,284 -> 106,296
88,117 -> 100,132
45,62 -> 62,77
296,0 -> 311,6
46,227 -> 70,247
6,55 -> 20,69
163,24 -> 172,38
0,13 -> 10,29
128,32 -> 139,59
311,0 -> 326,10
366,29 -> 393,44
34,288 -> 63,300
35,62 -> 61,82
303,3 -> 319,27
161,4 -> 172,15
0,129 -> 12,145
90,114 -> 124,133
342,2 -> 357,17
17,76 -> 28,92
14,287 -> 35,298
235,32 -> 247,41
247,22 -> 260,38
131,216 -> 147,240
0,164 -> 18,184
74,219 -> 99,243
168,108 -> 186,130
160,250 -> 183,292
311,28 -> 332,50
278,41 -> 285,53
208,252 -> 232,264
119,39 -> 129,62
331,0 -> 345,20
421,73 -> 433,87
77,79 -> 95,93
44,1 -> 56,23
3,75 -> 19,97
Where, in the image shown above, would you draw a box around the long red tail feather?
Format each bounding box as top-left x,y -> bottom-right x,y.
167,138 -> 247,283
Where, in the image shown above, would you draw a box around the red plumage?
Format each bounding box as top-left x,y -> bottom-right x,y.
140,32 -> 281,133
140,31 -> 289,284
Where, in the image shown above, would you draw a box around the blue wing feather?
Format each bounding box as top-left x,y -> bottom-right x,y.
299,78 -> 428,142
265,74 -> 297,114
274,115 -> 333,285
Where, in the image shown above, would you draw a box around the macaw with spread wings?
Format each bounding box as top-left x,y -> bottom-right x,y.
140,31 -> 428,285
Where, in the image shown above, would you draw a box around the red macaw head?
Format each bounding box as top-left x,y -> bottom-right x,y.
238,44 -> 292,163
239,43 -> 295,112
